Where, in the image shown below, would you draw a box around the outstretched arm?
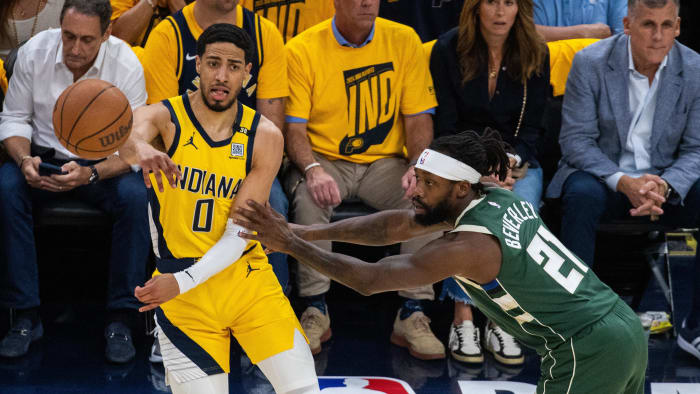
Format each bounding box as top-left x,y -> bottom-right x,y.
236,200 -> 502,295
295,209 -> 450,246
119,102 -> 181,191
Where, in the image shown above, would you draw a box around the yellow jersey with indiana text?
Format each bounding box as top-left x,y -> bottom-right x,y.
285,17 -> 436,164
148,94 -> 261,259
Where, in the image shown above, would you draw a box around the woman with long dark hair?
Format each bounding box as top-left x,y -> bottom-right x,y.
430,0 -> 551,367
0,0 -> 65,60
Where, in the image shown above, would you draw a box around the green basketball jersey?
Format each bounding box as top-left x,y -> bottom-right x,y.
452,187 -> 620,355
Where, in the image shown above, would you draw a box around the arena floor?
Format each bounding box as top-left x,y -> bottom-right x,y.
1,251 -> 699,394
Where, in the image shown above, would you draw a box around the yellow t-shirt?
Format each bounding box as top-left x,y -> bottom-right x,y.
285,18 -> 437,164
241,0 -> 334,43
141,3 -> 288,104
0,58 -> 7,95
547,38 -> 599,97
111,0 -> 169,47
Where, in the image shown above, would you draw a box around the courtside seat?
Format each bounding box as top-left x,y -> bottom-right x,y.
34,199 -> 109,228
596,220 -> 697,335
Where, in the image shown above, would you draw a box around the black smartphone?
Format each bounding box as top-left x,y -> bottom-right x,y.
38,162 -> 68,176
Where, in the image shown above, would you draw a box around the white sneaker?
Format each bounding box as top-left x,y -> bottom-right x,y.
449,320 -> 484,363
483,321 -> 524,365
149,333 -> 163,363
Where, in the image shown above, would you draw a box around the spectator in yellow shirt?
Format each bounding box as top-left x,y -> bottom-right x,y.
110,0 -> 187,47
241,0 -> 334,43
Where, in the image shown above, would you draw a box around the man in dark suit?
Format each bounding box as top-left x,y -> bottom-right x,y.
546,0 -> 700,361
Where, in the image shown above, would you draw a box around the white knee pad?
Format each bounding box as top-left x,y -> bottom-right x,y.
257,329 -> 320,394
166,370 -> 228,394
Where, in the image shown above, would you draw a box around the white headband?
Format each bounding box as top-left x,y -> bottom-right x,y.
414,149 -> 482,184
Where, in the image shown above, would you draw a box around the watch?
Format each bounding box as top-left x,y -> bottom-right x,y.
88,165 -> 100,184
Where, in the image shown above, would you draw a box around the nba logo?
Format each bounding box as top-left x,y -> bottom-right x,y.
319,377 -> 415,393
419,151 -> 429,165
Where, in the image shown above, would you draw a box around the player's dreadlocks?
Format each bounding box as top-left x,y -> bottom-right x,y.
428,128 -> 510,195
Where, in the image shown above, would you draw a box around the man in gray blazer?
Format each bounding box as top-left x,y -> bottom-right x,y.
546,0 -> 700,361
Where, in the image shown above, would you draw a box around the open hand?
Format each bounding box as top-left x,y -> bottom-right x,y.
235,200 -> 297,255
138,144 -> 181,192
134,274 -> 180,312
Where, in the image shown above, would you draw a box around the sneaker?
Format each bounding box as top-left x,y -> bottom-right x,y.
105,322 -> 135,363
0,318 -> 43,358
390,310 -> 445,360
483,321 -> 524,365
149,337 -> 163,363
300,306 -> 331,355
449,320 -> 484,363
677,318 -> 700,361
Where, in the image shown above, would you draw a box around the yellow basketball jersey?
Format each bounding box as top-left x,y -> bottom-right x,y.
148,94 -> 261,259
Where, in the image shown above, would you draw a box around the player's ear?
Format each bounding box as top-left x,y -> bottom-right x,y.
196,56 -> 201,75
102,22 -> 112,42
455,181 -> 471,199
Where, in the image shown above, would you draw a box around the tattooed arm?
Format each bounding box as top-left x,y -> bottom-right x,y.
296,209 -> 450,246
256,97 -> 285,131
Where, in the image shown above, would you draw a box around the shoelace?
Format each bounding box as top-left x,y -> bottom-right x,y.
492,325 -> 518,350
454,324 -> 480,352
10,328 -> 30,337
455,324 -> 479,347
107,332 -> 130,342
302,312 -> 325,332
411,314 -> 433,335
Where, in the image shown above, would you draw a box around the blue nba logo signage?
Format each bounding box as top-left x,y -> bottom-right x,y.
319,377 -> 415,393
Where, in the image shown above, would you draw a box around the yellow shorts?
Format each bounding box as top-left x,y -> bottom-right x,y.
153,247 -> 306,374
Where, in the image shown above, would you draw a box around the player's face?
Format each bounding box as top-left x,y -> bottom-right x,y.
412,169 -> 455,226
478,0 -> 518,38
624,1 -> 680,69
334,0 -> 379,31
60,9 -> 110,73
196,42 -> 251,112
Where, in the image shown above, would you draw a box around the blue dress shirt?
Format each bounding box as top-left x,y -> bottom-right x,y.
534,0 -> 627,35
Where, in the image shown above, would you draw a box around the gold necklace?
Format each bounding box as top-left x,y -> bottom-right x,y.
489,65 -> 498,79
10,0 -> 46,47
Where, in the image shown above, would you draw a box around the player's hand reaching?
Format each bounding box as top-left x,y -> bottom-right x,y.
137,143 -> 182,192
235,200 -> 298,255
134,274 -> 180,312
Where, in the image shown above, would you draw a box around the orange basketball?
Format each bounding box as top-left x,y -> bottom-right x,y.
52,79 -> 133,160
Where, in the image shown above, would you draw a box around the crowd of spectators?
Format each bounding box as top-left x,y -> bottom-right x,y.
0,0 -> 699,374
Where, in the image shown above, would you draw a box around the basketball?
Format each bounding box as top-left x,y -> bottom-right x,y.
52,79 -> 133,160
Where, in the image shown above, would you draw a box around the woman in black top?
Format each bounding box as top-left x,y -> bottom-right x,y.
431,0 -> 550,209
430,0 -> 550,367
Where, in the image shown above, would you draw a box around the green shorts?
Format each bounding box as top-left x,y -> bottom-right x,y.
537,299 -> 648,394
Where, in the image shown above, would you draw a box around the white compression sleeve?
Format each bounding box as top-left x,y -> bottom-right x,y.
173,219 -> 249,294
